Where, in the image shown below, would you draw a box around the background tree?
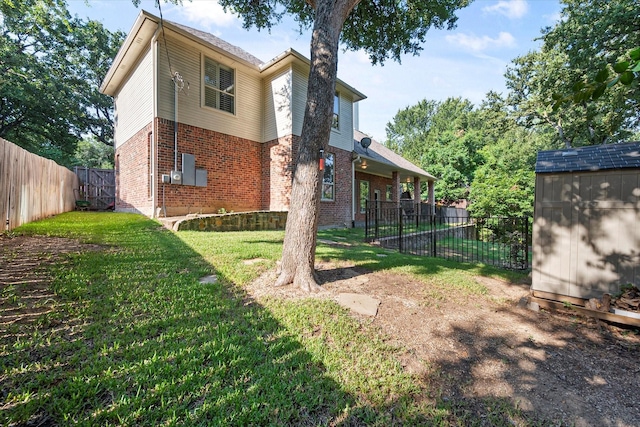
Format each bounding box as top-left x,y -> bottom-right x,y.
73,136 -> 115,169
0,0 -> 124,167
384,0 -> 639,220
386,97 -> 485,203
505,0 -> 639,147
467,94 -> 553,217
553,47 -> 640,110
206,0 -> 469,291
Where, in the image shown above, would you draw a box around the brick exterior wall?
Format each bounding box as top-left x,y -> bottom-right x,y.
116,119 -> 357,226
114,123 -> 154,216
261,135 -> 297,211
155,119 -> 263,216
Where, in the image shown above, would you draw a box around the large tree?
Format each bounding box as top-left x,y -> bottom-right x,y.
0,0 -> 124,167
206,0 -> 469,291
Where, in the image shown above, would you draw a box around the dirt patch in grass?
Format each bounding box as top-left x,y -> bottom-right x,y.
248,260 -> 640,427
0,235 -> 106,344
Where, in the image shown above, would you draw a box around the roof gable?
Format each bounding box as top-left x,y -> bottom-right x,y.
353,130 -> 436,181
101,10 -> 366,103
535,142 -> 640,174
166,20 -> 263,66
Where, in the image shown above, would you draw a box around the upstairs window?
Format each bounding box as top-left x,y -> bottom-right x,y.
204,57 -> 235,114
322,152 -> 335,201
332,93 -> 339,129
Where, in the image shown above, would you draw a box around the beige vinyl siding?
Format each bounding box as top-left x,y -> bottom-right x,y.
113,48 -> 154,149
156,35 -> 262,142
291,64 -> 308,137
263,68 -> 293,141
290,64 -> 354,150
330,91 -> 354,152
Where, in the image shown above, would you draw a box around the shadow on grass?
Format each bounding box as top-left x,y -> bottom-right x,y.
1,213 -> 426,425
316,227 -> 639,426
8,214 -> 634,426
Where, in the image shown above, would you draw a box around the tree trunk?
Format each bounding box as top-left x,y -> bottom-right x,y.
275,0 -> 357,291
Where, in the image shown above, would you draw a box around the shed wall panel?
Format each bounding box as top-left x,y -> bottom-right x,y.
533,170 -> 640,300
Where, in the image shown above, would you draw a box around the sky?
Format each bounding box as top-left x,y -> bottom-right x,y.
68,0 -> 562,142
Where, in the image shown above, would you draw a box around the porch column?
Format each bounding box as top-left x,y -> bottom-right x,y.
428,180 -> 435,214
392,171 -> 400,207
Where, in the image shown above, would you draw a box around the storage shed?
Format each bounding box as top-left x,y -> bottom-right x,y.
532,142 -> 640,300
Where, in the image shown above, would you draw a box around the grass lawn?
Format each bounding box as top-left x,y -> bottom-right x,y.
2,212 -> 527,426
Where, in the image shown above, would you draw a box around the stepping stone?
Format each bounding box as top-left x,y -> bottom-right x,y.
199,274 -> 218,284
336,293 -> 380,316
317,239 -> 337,245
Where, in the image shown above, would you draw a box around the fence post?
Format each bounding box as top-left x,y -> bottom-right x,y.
431,213 -> 436,257
398,206 -> 403,253
524,216 -> 530,269
364,200 -> 369,241
374,202 -> 379,240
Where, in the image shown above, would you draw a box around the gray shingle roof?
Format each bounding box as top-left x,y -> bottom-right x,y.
353,130 -> 436,180
535,142 -> 640,174
167,20 -> 264,66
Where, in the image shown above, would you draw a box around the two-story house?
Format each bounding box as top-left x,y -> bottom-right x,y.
100,10 -> 436,227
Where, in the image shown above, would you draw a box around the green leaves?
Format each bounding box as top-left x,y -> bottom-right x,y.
620,71 -> 635,85
0,0 -> 123,167
552,45 -> 639,113
385,97 -> 484,204
521,0 -> 639,146
595,68 -> 609,83
613,61 -> 630,73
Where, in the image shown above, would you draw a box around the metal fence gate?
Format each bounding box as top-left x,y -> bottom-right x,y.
364,201 -> 532,270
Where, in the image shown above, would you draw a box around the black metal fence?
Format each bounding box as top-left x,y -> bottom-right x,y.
364,201 -> 532,270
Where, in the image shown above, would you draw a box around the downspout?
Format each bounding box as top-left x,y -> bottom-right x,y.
173,73 -> 178,171
151,27 -> 160,218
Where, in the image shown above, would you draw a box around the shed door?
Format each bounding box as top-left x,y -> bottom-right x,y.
533,170 -> 640,299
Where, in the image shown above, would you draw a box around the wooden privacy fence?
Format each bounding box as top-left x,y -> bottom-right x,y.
1,138 -> 79,231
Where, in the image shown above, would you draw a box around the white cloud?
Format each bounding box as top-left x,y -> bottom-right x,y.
175,0 -> 238,28
446,32 -> 516,52
483,0 -> 529,19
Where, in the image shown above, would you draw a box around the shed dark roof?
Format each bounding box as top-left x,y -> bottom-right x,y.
535,142 -> 640,174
